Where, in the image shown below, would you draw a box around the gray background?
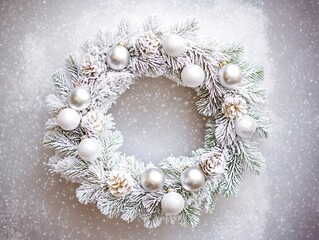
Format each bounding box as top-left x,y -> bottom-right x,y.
0,0 -> 318,239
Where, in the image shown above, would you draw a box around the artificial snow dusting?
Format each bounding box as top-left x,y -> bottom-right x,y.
0,0 -> 318,239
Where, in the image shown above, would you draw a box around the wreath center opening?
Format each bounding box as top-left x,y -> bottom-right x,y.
110,76 -> 207,164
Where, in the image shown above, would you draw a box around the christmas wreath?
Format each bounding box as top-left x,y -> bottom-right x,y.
44,17 -> 270,228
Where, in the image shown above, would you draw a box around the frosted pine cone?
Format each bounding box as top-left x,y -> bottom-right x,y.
107,170 -> 133,197
81,111 -> 105,135
222,95 -> 247,119
81,54 -> 103,79
135,31 -> 160,58
200,151 -> 225,177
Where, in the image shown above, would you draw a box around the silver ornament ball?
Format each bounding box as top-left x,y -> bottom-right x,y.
181,167 -> 206,192
106,45 -> 130,70
57,108 -> 81,131
161,191 -> 185,215
78,138 -> 102,162
235,115 -> 257,138
162,34 -> 187,57
219,63 -> 242,88
68,86 -> 91,111
141,168 -> 165,192
181,64 -> 205,88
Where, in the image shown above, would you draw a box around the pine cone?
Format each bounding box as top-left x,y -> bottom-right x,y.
200,151 -> 225,177
107,170 -> 133,197
81,111 -> 105,135
135,31 -> 160,58
222,95 -> 247,119
81,54 -> 103,79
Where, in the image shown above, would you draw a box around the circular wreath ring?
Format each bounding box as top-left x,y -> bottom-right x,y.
44,17 -> 270,228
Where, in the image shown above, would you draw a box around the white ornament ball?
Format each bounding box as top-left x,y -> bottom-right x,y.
219,63 -> 242,88
235,115 -> 257,138
56,108 -> 81,131
181,167 -> 206,192
78,138 -> 102,162
161,192 -> 185,216
162,34 -> 186,57
68,86 -> 91,111
141,168 -> 165,192
181,64 -> 205,88
106,45 -> 130,70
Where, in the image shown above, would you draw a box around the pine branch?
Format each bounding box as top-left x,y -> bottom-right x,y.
179,205 -> 201,227
52,70 -> 72,101
143,16 -> 161,33
45,94 -> 65,115
65,53 -> 80,83
48,156 -> 88,183
218,155 -> 243,197
76,182 -> 105,204
169,18 -> 199,38
238,140 -> 265,174
43,130 -> 78,157
204,119 -> 216,149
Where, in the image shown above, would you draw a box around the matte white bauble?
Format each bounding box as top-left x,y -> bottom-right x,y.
78,138 -> 102,162
162,34 -> 186,57
181,64 -> 205,88
68,86 -> 91,111
235,115 -> 257,138
219,63 -> 242,88
141,168 -> 165,192
161,192 -> 185,215
106,45 -> 130,70
181,167 -> 206,192
56,108 -> 81,131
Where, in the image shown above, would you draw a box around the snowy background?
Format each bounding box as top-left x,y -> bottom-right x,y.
0,0 -> 318,239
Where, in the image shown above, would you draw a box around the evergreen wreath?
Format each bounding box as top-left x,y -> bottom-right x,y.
44,17 -> 270,228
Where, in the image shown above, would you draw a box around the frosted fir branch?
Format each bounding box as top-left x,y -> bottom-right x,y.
239,84 -> 266,107
237,140 -> 265,174
52,70 -> 72,101
97,192 -> 127,218
179,205 -> 201,227
196,87 -> 216,116
45,94 -> 65,116
219,42 -> 244,61
95,30 -> 117,49
214,113 -> 236,146
116,17 -> 136,43
48,156 -> 88,183
218,154 -> 243,197
44,131 -> 78,157
237,60 -> 264,84
89,72 -> 135,112
204,119 -> 216,149
143,16 -> 161,34
76,182 -> 105,204
99,130 -> 123,169
45,118 -> 57,130
130,53 -> 166,78
168,18 -> 199,38
121,199 -> 143,222
65,53 -> 80,83
250,110 -> 272,139
142,192 -> 164,214
142,208 -> 163,229
202,190 -> 216,213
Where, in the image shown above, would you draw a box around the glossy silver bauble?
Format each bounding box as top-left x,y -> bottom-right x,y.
180,167 -> 205,192
219,63 -> 242,88
68,86 -> 91,111
141,168 -> 165,192
106,45 -> 130,70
